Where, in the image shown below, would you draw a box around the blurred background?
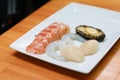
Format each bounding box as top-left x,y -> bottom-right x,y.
0,0 -> 49,35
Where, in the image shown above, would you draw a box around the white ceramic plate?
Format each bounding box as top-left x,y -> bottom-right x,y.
10,2 -> 120,74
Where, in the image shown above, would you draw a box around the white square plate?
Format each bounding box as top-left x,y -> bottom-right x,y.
10,2 -> 120,74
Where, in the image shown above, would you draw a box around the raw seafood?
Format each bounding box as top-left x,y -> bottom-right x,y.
60,45 -> 85,62
46,33 -> 85,62
46,33 -> 84,61
46,33 -> 99,62
46,40 -> 67,61
75,25 -> 106,41
61,33 -> 86,43
26,22 -> 70,54
79,39 -> 98,55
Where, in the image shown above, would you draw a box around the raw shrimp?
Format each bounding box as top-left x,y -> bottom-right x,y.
26,22 -> 70,54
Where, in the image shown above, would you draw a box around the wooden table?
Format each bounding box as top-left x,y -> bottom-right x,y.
0,0 -> 120,80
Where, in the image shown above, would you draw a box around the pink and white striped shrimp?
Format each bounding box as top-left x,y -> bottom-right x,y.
26,22 -> 70,54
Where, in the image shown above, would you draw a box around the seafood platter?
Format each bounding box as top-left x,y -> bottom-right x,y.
10,2 -> 120,74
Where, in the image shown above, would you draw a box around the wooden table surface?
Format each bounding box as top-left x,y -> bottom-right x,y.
0,0 -> 120,80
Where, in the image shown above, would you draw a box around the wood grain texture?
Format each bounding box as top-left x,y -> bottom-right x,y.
0,0 -> 120,80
